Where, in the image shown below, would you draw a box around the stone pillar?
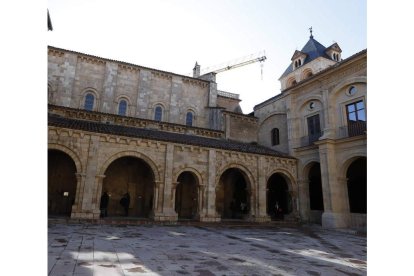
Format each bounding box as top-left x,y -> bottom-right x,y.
318,140 -> 350,228
200,149 -> 220,222
297,178 -> 310,222
92,174 -> 106,219
320,89 -> 335,139
101,63 -> 118,113
71,172 -> 86,218
198,184 -> 206,217
155,143 -> 177,221
252,156 -> 270,222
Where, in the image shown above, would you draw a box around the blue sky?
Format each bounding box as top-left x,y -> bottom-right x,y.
48,0 -> 367,112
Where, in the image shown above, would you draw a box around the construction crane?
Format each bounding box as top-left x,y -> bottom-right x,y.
193,50 -> 267,79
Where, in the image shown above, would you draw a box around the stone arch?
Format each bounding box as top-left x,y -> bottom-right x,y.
266,168 -> 296,192
217,163 -> 256,190
331,76 -> 367,97
302,159 -> 320,178
301,68 -> 313,80
80,87 -> 100,110
174,169 -> 201,219
48,143 -> 83,173
343,156 -> 367,214
298,96 -> 324,111
266,169 -> 296,218
216,163 -> 256,219
258,112 -> 287,128
99,150 -> 161,183
287,77 -> 297,87
174,167 -> 204,185
48,147 -> 79,217
115,94 -> 133,104
339,152 -> 367,179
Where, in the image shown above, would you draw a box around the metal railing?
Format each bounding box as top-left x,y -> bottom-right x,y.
338,121 -> 366,138
300,131 -> 323,147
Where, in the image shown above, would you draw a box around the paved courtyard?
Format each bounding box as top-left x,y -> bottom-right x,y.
48,223 -> 366,276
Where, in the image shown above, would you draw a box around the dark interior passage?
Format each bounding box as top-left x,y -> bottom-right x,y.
267,173 -> 291,219
347,157 -> 367,213
102,156 -> 154,218
309,163 -> 324,211
175,172 -> 198,219
48,150 -> 77,216
216,168 -> 250,219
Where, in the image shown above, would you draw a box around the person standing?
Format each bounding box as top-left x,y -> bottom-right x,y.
100,191 -> 109,218
120,192 -> 130,216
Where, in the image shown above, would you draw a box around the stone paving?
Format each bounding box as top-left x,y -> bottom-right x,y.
48,223 -> 366,276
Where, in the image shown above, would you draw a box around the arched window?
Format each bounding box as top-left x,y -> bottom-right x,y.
271,128 -> 280,146
298,59 -> 302,66
154,105 -> 163,121
294,60 -> 298,68
186,111 -> 193,126
84,93 -> 95,111
118,100 -> 127,116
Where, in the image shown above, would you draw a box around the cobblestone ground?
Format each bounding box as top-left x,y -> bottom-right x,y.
48,223 -> 366,276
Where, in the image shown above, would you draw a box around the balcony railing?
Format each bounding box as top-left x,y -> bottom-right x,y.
338,121 -> 367,138
300,131 -> 323,147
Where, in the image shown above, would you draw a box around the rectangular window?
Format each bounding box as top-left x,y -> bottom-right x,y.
346,100 -> 366,136
307,114 -> 321,144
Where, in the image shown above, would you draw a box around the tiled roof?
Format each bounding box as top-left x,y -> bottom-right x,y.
48,114 -> 295,159
280,37 -> 331,79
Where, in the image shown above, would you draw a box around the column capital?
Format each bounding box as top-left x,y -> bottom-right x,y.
95,174 -> 106,179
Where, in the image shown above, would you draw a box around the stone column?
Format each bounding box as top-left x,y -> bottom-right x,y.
171,182 -> 179,212
200,149 -> 220,222
320,89 -> 335,139
297,178 -> 310,222
252,156 -> 270,222
318,140 -> 350,228
92,174 -> 106,219
198,184 -> 206,217
71,172 -> 86,218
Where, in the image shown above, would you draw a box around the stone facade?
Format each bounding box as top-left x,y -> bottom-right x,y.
254,37 -> 367,229
48,38 -> 366,229
48,46 -> 298,223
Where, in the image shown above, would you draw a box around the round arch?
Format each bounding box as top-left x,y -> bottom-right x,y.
258,112 -> 287,128
217,163 -> 256,191
266,168 -> 296,192
175,170 -> 200,219
48,143 -> 83,173
331,76 -> 367,97
115,94 -> 133,105
80,88 -> 100,110
339,152 -> 367,179
216,163 -> 255,219
174,167 -> 204,185
48,148 -> 78,217
298,96 -> 324,111
99,151 -> 161,183
301,68 -> 313,80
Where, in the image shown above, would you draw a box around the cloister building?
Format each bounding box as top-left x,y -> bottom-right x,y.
48,34 -> 366,229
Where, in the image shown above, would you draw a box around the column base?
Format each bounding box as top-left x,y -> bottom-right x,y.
71,209 -> 100,220
151,210 -> 178,222
322,211 -> 350,228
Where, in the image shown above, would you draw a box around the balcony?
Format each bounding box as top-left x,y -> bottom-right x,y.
338,121 -> 367,138
300,131 -> 323,147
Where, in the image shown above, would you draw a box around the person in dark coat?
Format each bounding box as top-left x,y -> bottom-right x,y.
100,191 -> 109,218
120,192 -> 130,216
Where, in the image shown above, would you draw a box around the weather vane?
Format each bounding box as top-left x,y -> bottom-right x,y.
309,26 -> 313,38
